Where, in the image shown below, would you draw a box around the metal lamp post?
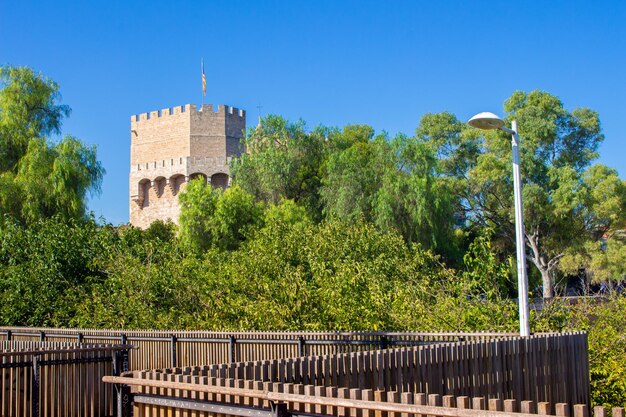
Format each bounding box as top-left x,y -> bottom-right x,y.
468,112 -> 530,337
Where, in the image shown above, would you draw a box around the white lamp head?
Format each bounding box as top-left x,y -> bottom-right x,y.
468,112 -> 505,130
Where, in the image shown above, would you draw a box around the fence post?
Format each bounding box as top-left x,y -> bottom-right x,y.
31,355 -> 40,417
113,348 -> 132,417
170,334 -> 177,367
380,335 -> 388,350
229,335 -> 236,363
298,336 -> 306,357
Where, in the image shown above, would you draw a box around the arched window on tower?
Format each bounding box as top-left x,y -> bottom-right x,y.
138,179 -> 151,208
189,172 -> 208,184
211,173 -> 229,190
154,176 -> 166,197
170,174 -> 185,195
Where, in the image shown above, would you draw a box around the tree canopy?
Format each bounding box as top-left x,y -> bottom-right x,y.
416,91 -> 625,297
227,90 -> 625,297
0,66 -> 104,224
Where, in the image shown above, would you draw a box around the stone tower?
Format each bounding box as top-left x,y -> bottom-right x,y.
129,104 -> 246,228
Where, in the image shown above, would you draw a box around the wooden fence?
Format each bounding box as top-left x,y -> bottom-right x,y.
0,327 -> 519,371
104,373 -> 617,417
121,332 -> 590,408
1,341 -> 132,417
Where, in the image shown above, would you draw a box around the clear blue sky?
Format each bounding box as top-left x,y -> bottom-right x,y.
1,0 -> 624,225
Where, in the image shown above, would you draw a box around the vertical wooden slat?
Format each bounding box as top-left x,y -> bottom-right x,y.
362,389 -> 374,417
504,399 -> 517,413
400,391 -> 413,417
556,403 -> 570,416
574,404 -> 589,417
456,396 -> 470,410
442,395 -> 455,408
489,398 -> 503,411
539,402 -> 551,415
374,389 -> 386,417
350,387 -> 362,417
521,400 -> 536,414
594,406 -> 608,417
472,397 -> 485,411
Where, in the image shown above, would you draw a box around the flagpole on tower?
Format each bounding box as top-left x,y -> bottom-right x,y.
201,58 -> 206,107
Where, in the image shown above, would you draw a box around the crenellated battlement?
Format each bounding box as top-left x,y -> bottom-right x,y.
130,156 -> 233,174
131,104 -> 245,123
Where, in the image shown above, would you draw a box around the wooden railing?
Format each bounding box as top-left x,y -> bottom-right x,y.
103,374 -> 620,417
0,327 -> 519,371
1,342 -> 132,417
133,332 -> 590,407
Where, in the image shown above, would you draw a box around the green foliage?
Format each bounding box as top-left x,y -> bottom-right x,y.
0,66 -> 70,171
178,181 -> 263,253
235,118 -> 461,260
320,128 -> 460,260
178,178 -> 219,253
231,115 -> 325,220
417,91 -> 624,298
320,129 -> 383,223
462,229 -> 512,299
560,165 -> 626,284
0,66 -> 104,224
2,212 -> 625,407
0,216 -> 111,326
568,297 -> 626,408
144,219 -> 177,242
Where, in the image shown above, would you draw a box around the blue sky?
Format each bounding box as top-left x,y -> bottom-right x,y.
1,0 -> 624,225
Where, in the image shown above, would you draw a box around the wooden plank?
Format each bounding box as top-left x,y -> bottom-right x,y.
555,403 -> 570,417
400,391 -> 413,417
362,389 -> 374,417
521,400 -> 535,414
350,388 -> 362,417
489,398 -> 503,412
594,406 -> 608,417
574,404 -> 589,417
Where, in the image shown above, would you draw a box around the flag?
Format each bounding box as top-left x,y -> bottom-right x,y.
201,59 -> 206,96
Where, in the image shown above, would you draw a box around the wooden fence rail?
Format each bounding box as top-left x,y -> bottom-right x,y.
0,327 -> 520,371
138,332 -> 590,408
103,374 -> 618,417
1,342 -> 132,417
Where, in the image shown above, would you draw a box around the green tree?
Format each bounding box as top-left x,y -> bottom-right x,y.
0,66 -> 69,171
489,91 -> 621,297
0,66 -> 104,224
321,126 -> 459,258
0,216 -> 112,326
178,180 -> 263,253
231,115 -> 326,220
420,91 -> 623,298
559,165 -> 626,285
320,125 -> 382,223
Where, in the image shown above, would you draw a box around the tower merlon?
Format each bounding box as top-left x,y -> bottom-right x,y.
131,105 -> 191,123
132,104 -> 245,123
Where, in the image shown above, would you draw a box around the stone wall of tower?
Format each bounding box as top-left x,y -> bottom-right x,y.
129,104 -> 246,228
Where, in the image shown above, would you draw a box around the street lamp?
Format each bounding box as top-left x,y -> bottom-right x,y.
468,112 -> 530,337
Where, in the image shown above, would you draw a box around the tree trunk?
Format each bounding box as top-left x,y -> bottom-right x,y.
526,231 -> 558,300
541,268 -> 553,299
